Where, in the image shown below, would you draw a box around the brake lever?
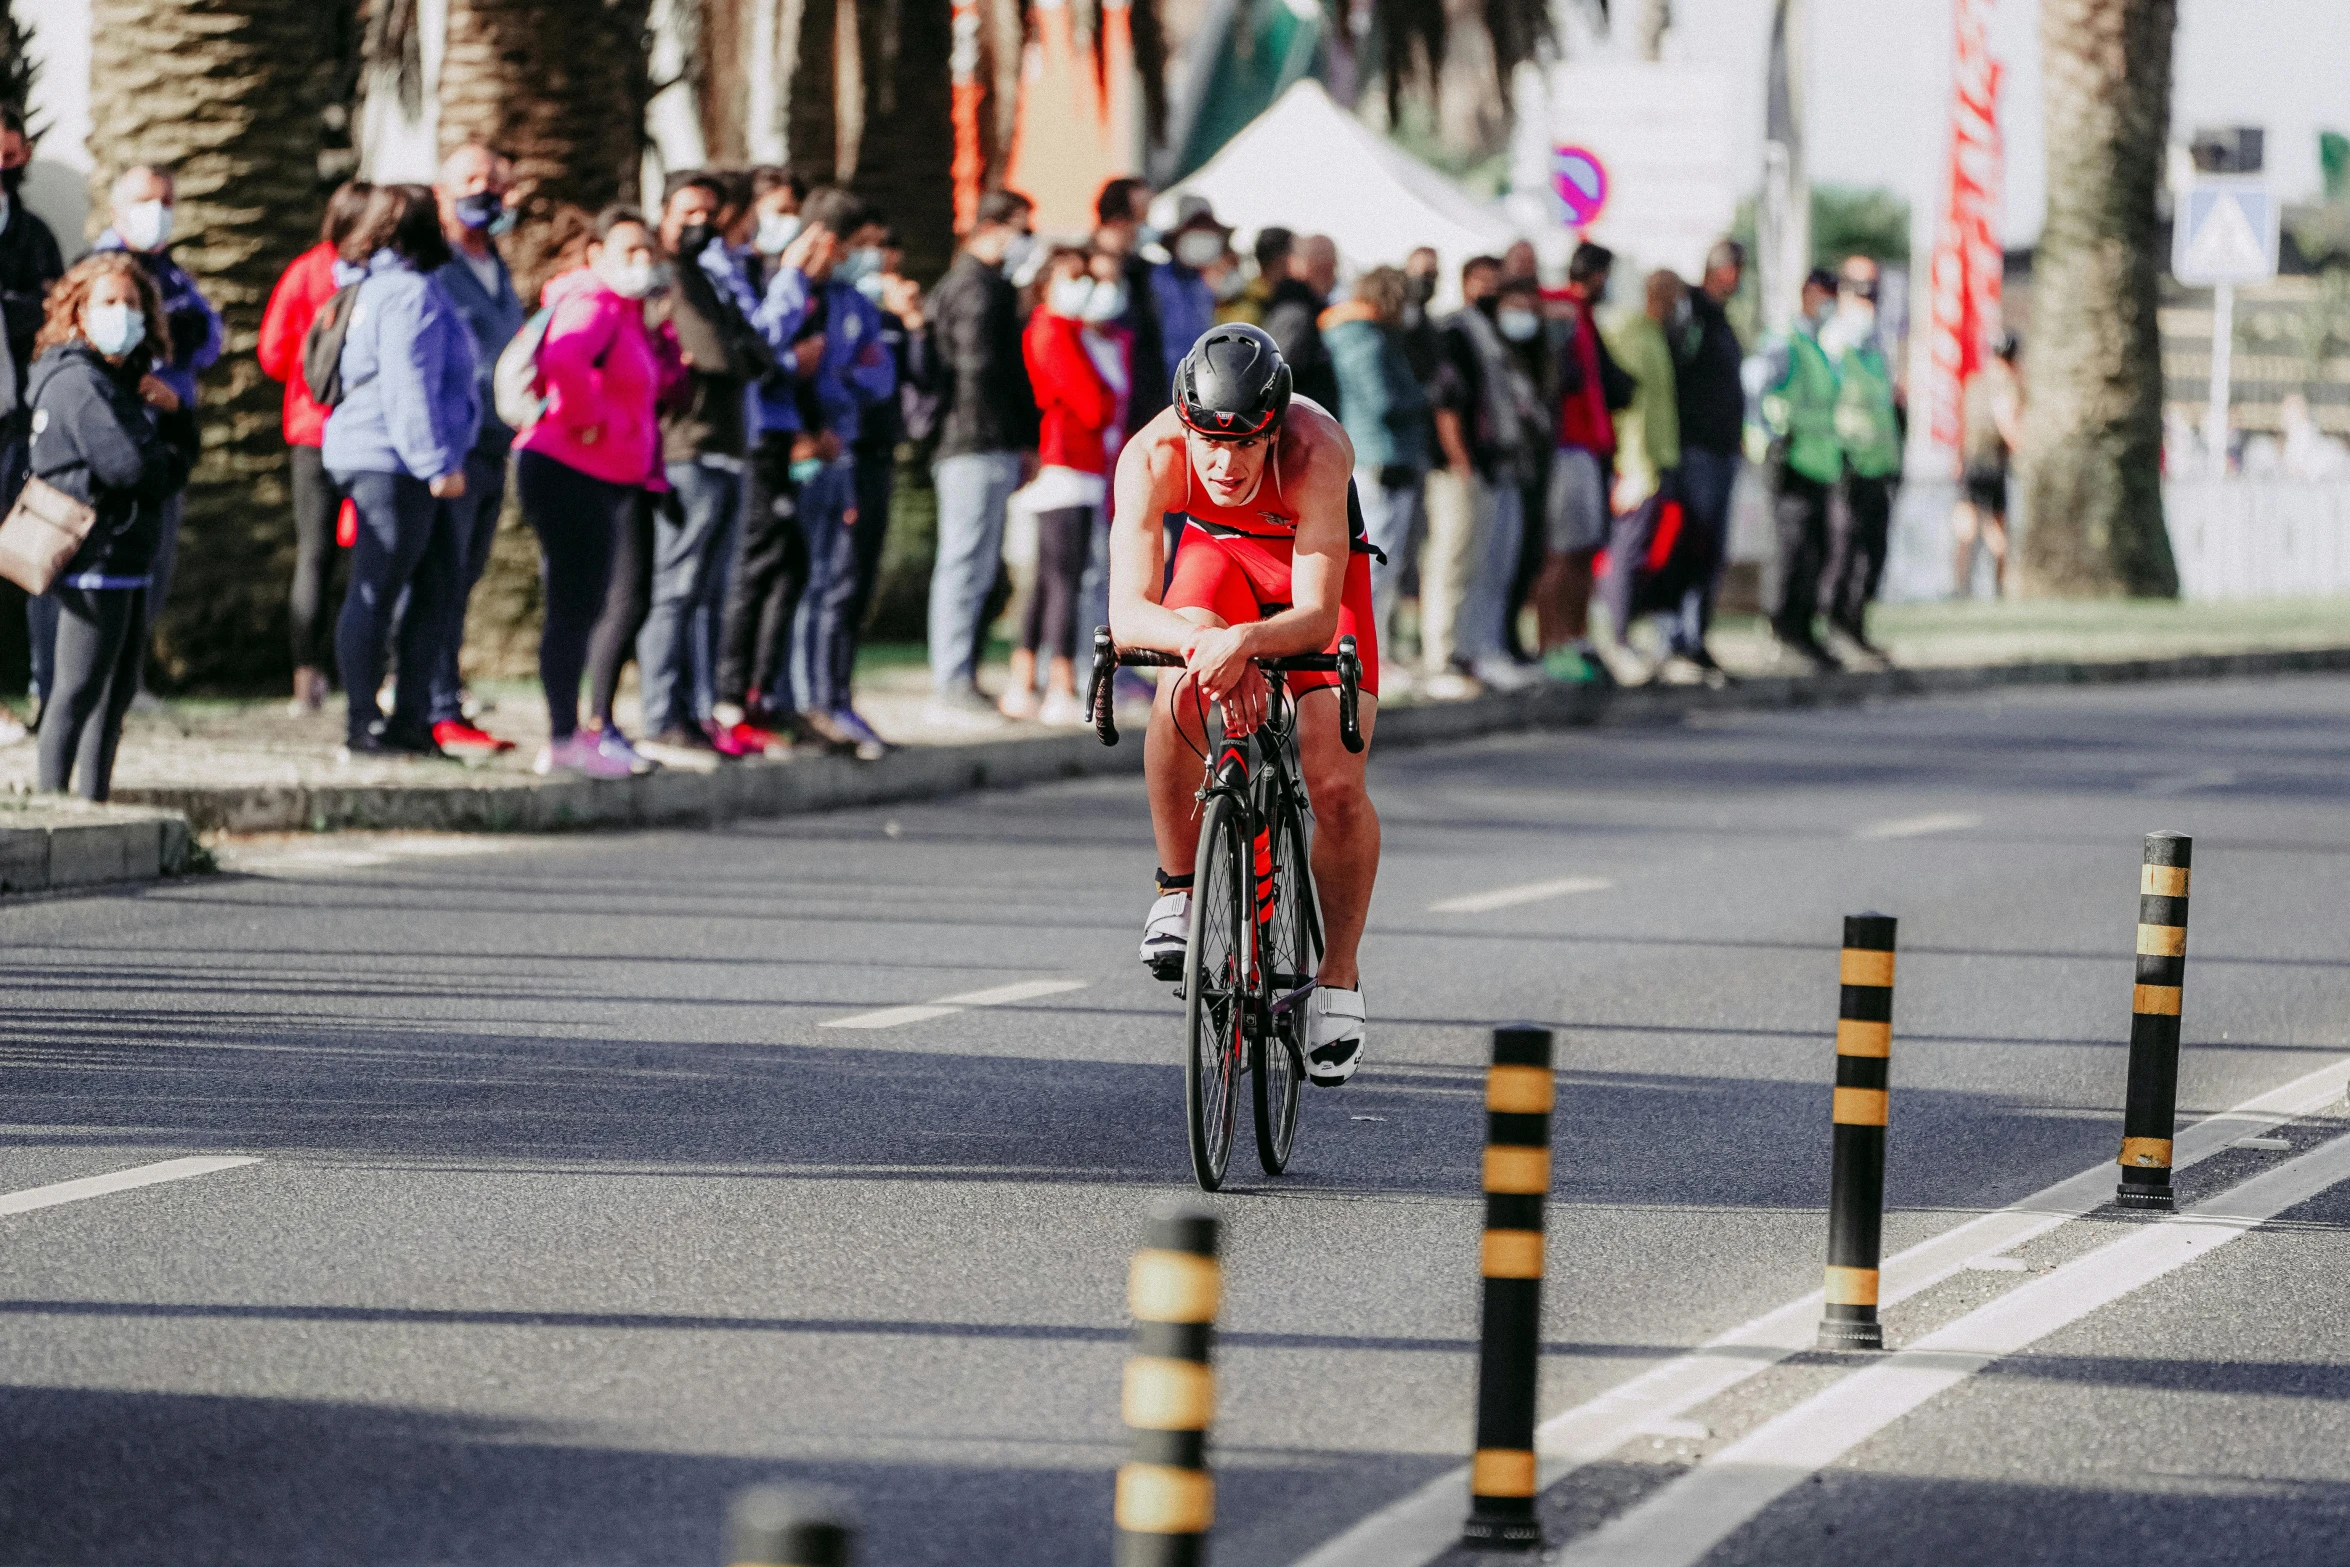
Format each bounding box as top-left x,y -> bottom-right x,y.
1090,626 -> 1119,747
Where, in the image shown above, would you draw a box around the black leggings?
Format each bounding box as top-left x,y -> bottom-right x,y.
287,445 -> 346,672
517,450 -> 629,741
37,585 -> 145,801
585,487 -> 656,727
717,433 -> 805,711
1019,505 -> 1092,661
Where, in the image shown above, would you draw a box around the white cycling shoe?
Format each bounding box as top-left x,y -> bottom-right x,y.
1141,891 -> 1190,980
1305,986 -> 1367,1086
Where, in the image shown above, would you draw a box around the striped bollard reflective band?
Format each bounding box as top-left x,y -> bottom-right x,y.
1116,1201 -> 1220,1567
2118,832 -> 2191,1211
1819,914 -> 1895,1351
1463,1025 -> 1556,1551
726,1485 -> 853,1567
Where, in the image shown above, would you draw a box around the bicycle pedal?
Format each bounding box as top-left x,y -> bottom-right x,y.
1148,954 -> 1185,984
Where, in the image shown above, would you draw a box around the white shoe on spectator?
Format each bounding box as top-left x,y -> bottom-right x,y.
535,733 -> 636,780
923,686 -> 1010,732
1422,669 -> 1482,702
1471,656 -> 1538,693
1038,690 -> 1089,727
0,713 -> 25,748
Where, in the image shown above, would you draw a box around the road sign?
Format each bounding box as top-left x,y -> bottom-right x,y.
1550,145 -> 1608,228
2172,180 -> 2278,285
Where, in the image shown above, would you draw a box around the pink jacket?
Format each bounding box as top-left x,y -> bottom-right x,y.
515,266 -> 682,488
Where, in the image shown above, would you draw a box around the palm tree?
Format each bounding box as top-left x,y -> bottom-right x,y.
86,0 -> 338,688
2018,0 -> 2179,598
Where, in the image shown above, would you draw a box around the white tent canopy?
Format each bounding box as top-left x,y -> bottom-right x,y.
1153,79 -> 1521,309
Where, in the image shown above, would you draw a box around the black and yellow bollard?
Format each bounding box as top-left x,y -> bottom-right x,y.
1462,1025 -> 1556,1552
1819,913 -> 1895,1351
2117,832 -> 2192,1211
1116,1201 -> 1220,1567
726,1484 -> 853,1567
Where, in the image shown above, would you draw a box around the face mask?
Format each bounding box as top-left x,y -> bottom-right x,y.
1497,307 -> 1540,343
675,221 -> 714,258
86,301 -> 145,357
489,207 -> 517,238
119,199 -> 173,252
1405,273 -> 1436,306
0,164 -> 22,196
603,257 -> 657,299
837,247 -> 883,286
755,212 -> 801,256
999,232 -> 1036,276
1080,279 -> 1129,324
855,273 -> 889,303
454,192 -> 504,232
1048,277 -> 1095,318
1174,230 -> 1222,269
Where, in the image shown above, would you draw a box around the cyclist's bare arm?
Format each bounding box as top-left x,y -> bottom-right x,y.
1106,424 -> 1197,655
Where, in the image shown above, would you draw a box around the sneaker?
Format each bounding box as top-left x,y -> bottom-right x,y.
1471,655 -> 1538,693
998,684 -> 1043,721
432,719 -> 516,758
595,727 -> 659,775
1541,647 -> 1601,684
1772,634 -> 1841,675
1655,653 -> 1708,687
1421,669 -> 1483,702
535,733 -> 637,780
1305,986 -> 1367,1086
0,712 -> 25,748
638,726 -> 723,770
1595,643 -> 1655,687
378,722 -> 445,757
702,718 -> 768,759
1037,690 -> 1089,728
827,707 -> 891,761
923,686 -> 1010,732
1140,891 -> 1190,981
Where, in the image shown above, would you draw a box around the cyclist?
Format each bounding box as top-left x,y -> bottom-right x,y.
1107,323 -> 1380,1087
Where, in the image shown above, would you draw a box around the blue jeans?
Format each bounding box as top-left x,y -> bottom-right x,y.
1673,446 -> 1739,654
786,458 -> 859,715
334,469 -> 458,744
1460,479 -> 1524,664
1358,465 -> 1427,648
428,445 -> 510,724
638,458 -> 742,735
927,450 -> 1023,694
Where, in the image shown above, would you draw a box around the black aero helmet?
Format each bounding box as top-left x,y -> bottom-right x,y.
1173,323 -> 1291,440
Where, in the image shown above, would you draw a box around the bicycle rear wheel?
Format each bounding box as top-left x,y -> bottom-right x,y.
1253,787 -> 1316,1174
1182,792 -> 1248,1191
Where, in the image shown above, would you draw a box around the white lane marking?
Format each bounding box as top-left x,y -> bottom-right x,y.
1852,811 -> 1981,840
0,1156 -> 260,1219
1963,1256 -> 2027,1273
1561,1130 -> 2350,1567
1288,1049 -> 2350,1567
1429,876 -> 1614,914
822,979 -> 1089,1030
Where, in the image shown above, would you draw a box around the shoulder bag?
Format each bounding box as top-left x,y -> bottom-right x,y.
0,474 -> 99,594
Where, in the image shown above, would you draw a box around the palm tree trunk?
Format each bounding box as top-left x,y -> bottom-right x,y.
437,0 -> 656,302
2018,0 -> 2178,597
87,0 -> 334,689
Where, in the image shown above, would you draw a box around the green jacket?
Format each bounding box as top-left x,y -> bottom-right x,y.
1758,323 -> 1842,486
1834,340 -> 1902,479
1604,310 -> 1681,504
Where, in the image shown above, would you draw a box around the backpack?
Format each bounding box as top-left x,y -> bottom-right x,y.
301,283 -> 363,409
492,307 -> 555,432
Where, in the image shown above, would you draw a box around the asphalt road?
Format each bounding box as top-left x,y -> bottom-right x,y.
3,673 -> 2348,1566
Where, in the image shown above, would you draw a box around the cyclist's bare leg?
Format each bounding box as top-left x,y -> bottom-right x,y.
1144,608 -> 1229,878
1294,687 -> 1378,990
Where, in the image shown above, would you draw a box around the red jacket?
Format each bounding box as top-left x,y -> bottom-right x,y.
258,241 -> 339,447
1547,286 -> 1615,459
1023,309 -> 1125,476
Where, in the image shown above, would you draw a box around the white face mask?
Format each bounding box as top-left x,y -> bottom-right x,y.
86,300 -> 145,357
755,212 -> 801,256
119,199 -> 174,252
1497,308 -> 1540,343
602,256 -> 657,299
999,232 -> 1037,277
1081,279 -> 1129,324
1174,230 -> 1223,269
1047,277 -> 1095,319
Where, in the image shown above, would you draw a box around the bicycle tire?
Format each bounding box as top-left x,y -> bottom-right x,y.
1182,791 -> 1248,1191
1253,783 -> 1315,1175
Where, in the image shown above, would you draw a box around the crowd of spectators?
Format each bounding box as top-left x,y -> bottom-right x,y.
0,131 -> 1916,797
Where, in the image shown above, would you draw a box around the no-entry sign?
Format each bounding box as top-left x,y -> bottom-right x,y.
1551,145 -> 1609,227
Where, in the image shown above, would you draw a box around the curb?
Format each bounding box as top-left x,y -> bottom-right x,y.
0,805 -> 198,895
117,643 -> 2350,836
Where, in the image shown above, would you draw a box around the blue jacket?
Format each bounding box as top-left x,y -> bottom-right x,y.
806,278 -> 897,444
321,250 -> 482,482
432,246 -> 525,452
1150,263 -> 1217,383
1326,313 -> 1431,472
25,342 -> 197,580
744,257 -> 812,437
91,231 -> 222,411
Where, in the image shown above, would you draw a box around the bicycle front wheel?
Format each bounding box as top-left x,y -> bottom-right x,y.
1182,791 -> 1249,1192
1253,788 -> 1316,1175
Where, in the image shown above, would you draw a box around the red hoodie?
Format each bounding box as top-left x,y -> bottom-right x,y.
1024,309 -> 1126,476
1545,285 -> 1616,459
258,241 -> 340,447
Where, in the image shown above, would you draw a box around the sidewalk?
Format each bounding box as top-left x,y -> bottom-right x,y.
0,796 -> 199,893
1,596 -> 2343,835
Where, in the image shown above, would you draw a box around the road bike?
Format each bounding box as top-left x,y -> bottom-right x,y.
1087,626 -> 1364,1191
